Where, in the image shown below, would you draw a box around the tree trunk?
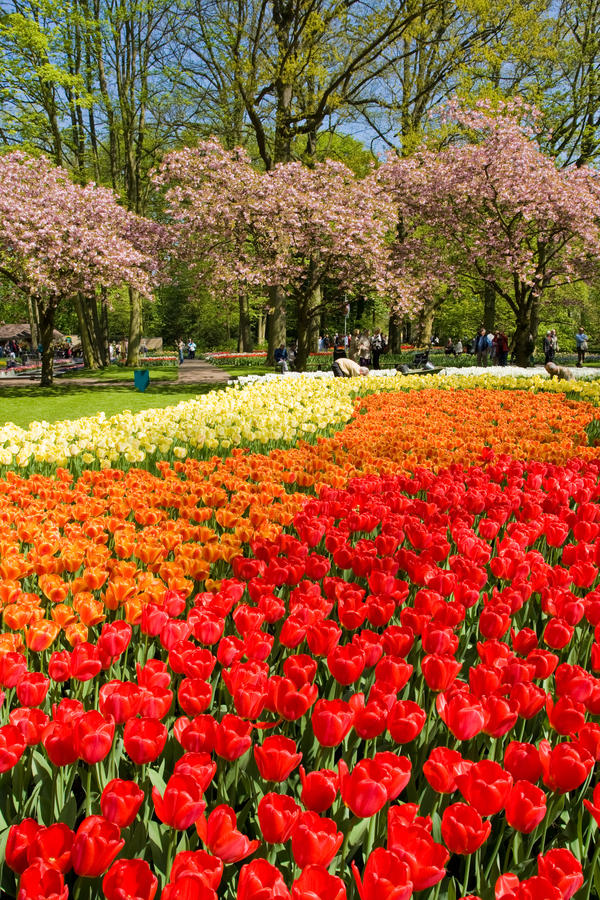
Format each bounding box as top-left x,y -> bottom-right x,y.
483,281 -> 496,332
257,312 -> 266,345
27,294 -> 39,351
126,287 -> 142,366
38,299 -> 56,387
267,285 -> 286,364
388,314 -> 401,353
512,301 -> 533,368
74,293 -> 98,369
87,295 -> 105,366
416,301 -> 436,346
99,287 -> 110,366
307,285 -> 321,353
237,291 -> 252,352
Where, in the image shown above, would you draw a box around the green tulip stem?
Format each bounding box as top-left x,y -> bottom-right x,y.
462,852 -> 472,896
582,838 -> 600,900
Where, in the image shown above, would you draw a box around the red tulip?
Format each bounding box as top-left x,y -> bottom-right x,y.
203,805 -> 260,863
174,752 -> 217,792
42,719 -> 79,767
70,642 -> 102,681
6,819 -> 41,874
299,766 -> 338,812
48,651 -> 71,683
421,654 -> 462,691
174,714 -> 217,753
583,782 -> 600,826
537,849 -> 583,900
257,793 -> 301,843
237,859 -> 291,899
16,673 -> 49,707
327,643 -> 366,685
352,700 -> 388,740
123,717 -> 167,765
0,652 -> 27,688
99,681 -> 142,724
338,759 -> 388,818
441,803 -> 491,855
17,860 -> 68,900
503,742 -> 542,784
352,847 -> 413,900
0,722 -> 26,772
387,823 -> 448,892
291,811 -> 343,868
455,760 -> 513,816
539,740 -> 594,793
152,774 -> 206,830
74,710 -> 115,764
170,849 -> 223,889
291,865 -> 347,900
214,714 -> 252,761
9,708 -> 49,746
27,823 -> 74,873
504,781 -> 547,834
423,747 -> 469,794
71,816 -> 125,878
178,678 -> 213,716
161,877 -> 217,900
103,859 -> 158,900
386,700 -> 426,743
436,691 -> 487,740
101,779 -> 145,828
254,735 -> 302,782
311,700 -> 354,747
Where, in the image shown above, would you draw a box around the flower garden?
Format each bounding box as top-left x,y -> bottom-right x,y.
2,372 -> 600,900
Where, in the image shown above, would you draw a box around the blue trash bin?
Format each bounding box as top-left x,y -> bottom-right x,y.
134,369 -> 150,392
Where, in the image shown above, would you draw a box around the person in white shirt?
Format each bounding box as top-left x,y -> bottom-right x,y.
332,357 -> 369,377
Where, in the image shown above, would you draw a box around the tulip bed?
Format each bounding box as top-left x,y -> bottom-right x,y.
2,379 -> 600,900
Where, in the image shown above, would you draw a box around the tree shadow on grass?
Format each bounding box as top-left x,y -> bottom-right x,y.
0,381 -> 224,400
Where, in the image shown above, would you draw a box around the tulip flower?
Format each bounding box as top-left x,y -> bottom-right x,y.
311,699 -> 354,747
291,811 -> 343,869
254,735 -> 302,782
503,741 -> 542,784
257,793 -> 301,843
291,865 -> 347,900
203,805 -> 260,863
170,850 -> 223,889
71,816 -> 125,878
441,803 -> 491,855
102,859 -> 158,900
174,752 -> 217,792
299,766 -> 339,812
0,723 -> 26,772
152,774 -> 206,831
16,673 -> 49,707
504,781 -> 547,834
583,782 -> 600,826
74,709 -> 115,764
214,714 -> 252,761
101,779 -> 145,828
27,823 -> 74,873
237,859 -> 291,899
123,717 -> 167,765
9,708 -> 49,746
537,849 -> 583,900
352,848 -> 413,900
423,747 -> 469,794
17,860 -> 68,900
6,819 -> 41,875
455,760 -> 513,817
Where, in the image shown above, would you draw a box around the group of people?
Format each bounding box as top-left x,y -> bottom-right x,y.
177,339 -> 196,364
474,328 -> 510,366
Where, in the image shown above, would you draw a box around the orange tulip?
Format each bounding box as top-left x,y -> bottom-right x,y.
65,622 -> 89,646
103,578 -> 137,611
52,604 -> 78,629
81,567 -> 109,591
26,620 -> 61,652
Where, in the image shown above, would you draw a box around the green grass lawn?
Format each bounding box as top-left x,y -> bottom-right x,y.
0,382 -> 222,429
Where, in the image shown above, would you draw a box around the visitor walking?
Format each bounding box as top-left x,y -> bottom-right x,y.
476,328 -> 489,366
543,331 -> 555,364
178,339 -> 185,365
576,326 -> 589,367
496,331 -> 509,366
187,339 -> 196,359
370,328 -> 384,370
348,329 -> 360,361
358,330 -> 371,367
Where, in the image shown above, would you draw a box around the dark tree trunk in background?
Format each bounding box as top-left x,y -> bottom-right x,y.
483,281 -> 496,332
126,287 -> 141,365
388,315 -> 401,353
74,293 -> 98,369
238,291 -> 252,351
267,285 -> 286,364
38,299 -> 57,387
